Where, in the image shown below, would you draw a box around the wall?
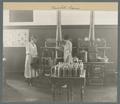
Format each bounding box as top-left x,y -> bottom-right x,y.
4,25 -> 117,74
4,10 -> 118,26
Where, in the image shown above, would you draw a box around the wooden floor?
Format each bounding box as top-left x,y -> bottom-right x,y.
2,72 -> 117,102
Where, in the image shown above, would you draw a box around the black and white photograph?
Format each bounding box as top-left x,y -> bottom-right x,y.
2,2 -> 118,103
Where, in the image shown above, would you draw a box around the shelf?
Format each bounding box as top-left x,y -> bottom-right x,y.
40,47 -> 58,49
83,62 -> 114,64
96,47 -> 111,49
78,46 -> 111,49
41,57 -> 63,59
41,57 -> 51,59
40,65 -> 50,66
40,47 -> 77,49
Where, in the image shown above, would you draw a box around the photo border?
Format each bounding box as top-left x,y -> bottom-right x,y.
0,1 -> 119,104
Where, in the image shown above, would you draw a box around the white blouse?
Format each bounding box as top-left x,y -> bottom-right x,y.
26,42 -> 38,57
64,40 -> 72,55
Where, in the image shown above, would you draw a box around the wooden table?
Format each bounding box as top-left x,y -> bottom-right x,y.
50,70 -> 86,102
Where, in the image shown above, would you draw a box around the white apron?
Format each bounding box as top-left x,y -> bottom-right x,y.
24,42 -> 39,78
64,40 -> 73,63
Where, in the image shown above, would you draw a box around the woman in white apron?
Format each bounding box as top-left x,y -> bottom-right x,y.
63,36 -> 73,63
24,36 -> 39,86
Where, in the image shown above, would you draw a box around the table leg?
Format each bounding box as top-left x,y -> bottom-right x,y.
52,84 -> 55,102
80,79 -> 85,102
81,86 -> 84,101
67,85 -> 69,102
69,84 -> 72,102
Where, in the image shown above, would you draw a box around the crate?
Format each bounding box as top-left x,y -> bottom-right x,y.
87,78 -> 104,86
87,64 -> 105,86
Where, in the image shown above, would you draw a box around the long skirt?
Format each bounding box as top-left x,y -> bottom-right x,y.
64,53 -> 73,63
24,55 -> 39,78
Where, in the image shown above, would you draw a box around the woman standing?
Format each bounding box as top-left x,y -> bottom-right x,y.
63,35 -> 73,63
24,35 -> 38,86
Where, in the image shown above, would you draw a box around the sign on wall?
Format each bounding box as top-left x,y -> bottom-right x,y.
3,29 -> 29,47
